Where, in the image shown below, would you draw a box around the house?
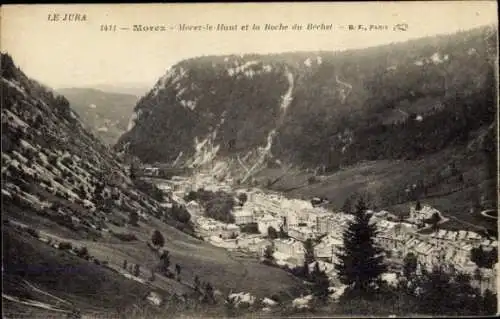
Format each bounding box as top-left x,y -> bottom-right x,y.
273,238 -> 305,263
222,224 -> 241,239
288,225 -> 316,242
403,237 -> 420,257
458,230 -> 468,241
257,214 -> 281,236
308,260 -> 335,278
306,207 -> 331,224
445,231 -> 458,242
146,291 -> 162,306
316,213 -> 337,234
409,204 -> 441,224
143,167 -> 160,176
454,244 -> 473,265
244,237 -> 271,254
156,183 -> 172,192
414,241 -> 435,267
232,207 -> 254,225
186,200 -> 203,216
377,222 -> 416,253
314,234 -> 343,262
465,231 -> 482,244
316,214 -> 330,234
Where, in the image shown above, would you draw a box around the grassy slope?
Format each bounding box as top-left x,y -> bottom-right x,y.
3,205 -> 304,308
2,225 -> 153,313
77,214 -> 304,299
257,143 -> 497,233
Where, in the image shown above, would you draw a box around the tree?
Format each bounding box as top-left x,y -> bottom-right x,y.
204,282 -> 215,304
151,230 -> 165,248
171,204 -> 191,223
175,263 -> 181,280
308,176 -> 317,184
341,196 -> 353,214
334,197 -> 387,295
311,262 -> 330,303
76,246 -> 89,259
205,194 -> 235,223
76,185 -> 87,200
225,294 -> 237,317
415,200 -> 422,211
301,259 -> 310,280
403,252 -> 418,279
471,246 -> 497,269
130,164 -> 138,180
184,191 -> 197,202
238,192 -> 248,206
93,182 -> 105,208
267,226 -> 278,239
303,238 -> 315,266
264,245 -> 274,263
129,211 -> 139,226
481,289 -> 497,315
123,259 -> 128,270
414,264 -> 483,315
429,212 -> 441,231
134,264 -> 140,277
278,225 -> 289,238
160,250 -> 170,275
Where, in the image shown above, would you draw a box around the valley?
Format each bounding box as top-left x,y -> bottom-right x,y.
1,22 -> 498,318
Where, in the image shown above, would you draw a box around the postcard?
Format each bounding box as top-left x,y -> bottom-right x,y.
1,2 -> 498,318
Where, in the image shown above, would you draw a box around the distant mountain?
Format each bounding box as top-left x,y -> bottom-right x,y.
85,83 -> 151,96
57,88 -> 139,145
117,26 -> 496,170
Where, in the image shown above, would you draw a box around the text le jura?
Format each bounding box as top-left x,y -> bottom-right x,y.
48,13 -> 87,22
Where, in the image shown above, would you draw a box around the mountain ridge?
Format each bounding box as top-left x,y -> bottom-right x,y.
116,25 -> 496,170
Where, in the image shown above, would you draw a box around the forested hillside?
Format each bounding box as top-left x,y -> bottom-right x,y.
117,25 -> 497,172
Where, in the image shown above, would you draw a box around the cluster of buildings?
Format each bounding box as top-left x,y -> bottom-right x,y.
165,170 -> 497,294
195,216 -> 240,239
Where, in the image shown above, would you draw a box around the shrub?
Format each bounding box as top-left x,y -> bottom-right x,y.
151,230 -> 165,248
26,227 -> 40,238
76,246 -> 89,259
308,176 -> 317,184
129,211 -> 139,226
134,264 -> 140,277
171,204 -> 191,223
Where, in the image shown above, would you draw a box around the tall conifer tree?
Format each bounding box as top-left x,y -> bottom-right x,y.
334,197 -> 386,295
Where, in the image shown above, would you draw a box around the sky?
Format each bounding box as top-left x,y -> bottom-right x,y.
1,2 -> 498,89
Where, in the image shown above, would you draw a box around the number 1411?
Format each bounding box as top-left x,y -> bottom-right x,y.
100,25 -> 117,31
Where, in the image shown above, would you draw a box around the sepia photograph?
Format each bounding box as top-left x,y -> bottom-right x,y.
1,2 -> 498,318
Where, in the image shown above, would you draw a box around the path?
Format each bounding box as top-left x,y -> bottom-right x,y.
22,280 -> 72,307
2,293 -> 71,314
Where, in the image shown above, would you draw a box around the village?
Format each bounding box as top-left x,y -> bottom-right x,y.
152,169 -> 498,295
